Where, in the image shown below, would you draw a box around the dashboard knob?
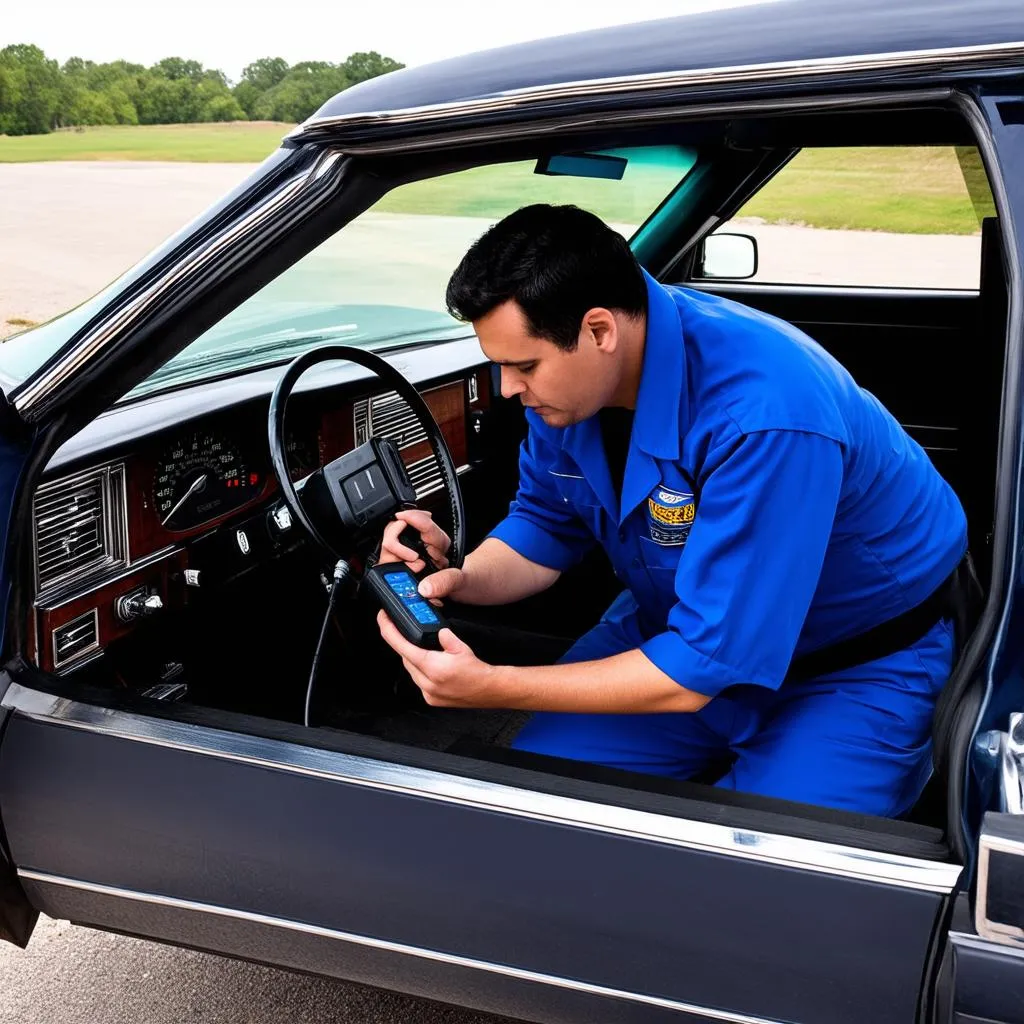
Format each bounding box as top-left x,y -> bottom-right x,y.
116,588 -> 164,623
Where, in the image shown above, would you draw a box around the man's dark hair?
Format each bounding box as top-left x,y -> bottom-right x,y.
445,203 -> 647,350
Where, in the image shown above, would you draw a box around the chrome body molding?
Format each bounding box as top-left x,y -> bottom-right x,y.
975,830 -> 1024,947
310,88 -> 956,158
950,930 -> 1024,961
19,869 -> 790,1024
2,683 -> 962,893
288,41 -> 1024,143
10,150 -> 347,423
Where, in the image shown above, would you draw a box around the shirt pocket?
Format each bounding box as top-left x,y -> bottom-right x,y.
636,536 -> 684,617
547,468 -> 600,509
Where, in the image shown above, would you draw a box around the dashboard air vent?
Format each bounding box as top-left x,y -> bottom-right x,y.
52,609 -> 99,669
353,391 -> 441,499
355,391 -> 428,450
34,464 -> 128,598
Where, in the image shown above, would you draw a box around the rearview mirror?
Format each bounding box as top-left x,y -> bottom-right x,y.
694,232 -> 758,280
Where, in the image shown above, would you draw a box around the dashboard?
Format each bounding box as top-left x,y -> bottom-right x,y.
28,346 -> 492,675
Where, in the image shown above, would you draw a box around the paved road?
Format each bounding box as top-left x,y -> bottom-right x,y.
0,916 -> 504,1024
0,160 -> 982,1022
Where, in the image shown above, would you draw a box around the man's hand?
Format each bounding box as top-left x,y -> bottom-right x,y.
379,509 -> 465,604
376,608 -> 711,715
376,609 -> 507,707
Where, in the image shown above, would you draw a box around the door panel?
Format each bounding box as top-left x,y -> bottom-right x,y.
0,685 -> 960,1024
949,932 -> 1024,1024
0,700 -> 37,947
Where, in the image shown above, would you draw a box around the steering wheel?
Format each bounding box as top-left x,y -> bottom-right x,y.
267,345 -> 466,571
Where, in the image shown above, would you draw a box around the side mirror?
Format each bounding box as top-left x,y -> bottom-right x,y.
694,232 -> 758,280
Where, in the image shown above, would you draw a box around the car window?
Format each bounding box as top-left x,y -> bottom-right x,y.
136,144 -> 696,395
0,145 -> 697,397
126,145 -> 697,397
697,146 -> 995,290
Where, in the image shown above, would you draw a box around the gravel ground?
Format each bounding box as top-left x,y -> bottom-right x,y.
0,160 -> 981,1022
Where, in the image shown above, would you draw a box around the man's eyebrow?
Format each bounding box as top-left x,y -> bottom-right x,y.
492,358 -> 535,367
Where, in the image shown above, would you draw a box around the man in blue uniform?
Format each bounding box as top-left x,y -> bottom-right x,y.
375,203 -> 974,818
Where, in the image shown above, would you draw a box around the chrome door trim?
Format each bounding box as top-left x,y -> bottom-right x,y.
320,88 -> 956,158
975,830 -> 1024,947
10,150 -> 347,423
2,683 -> 962,893
950,930 -> 1024,962
17,868 -> 786,1024
289,40 -> 1024,143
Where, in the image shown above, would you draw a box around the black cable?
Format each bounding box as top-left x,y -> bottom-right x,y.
304,560 -> 352,728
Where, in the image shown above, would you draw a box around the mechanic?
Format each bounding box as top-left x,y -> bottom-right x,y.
375,202 -> 977,817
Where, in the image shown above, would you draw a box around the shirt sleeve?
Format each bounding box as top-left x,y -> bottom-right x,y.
640,428 -> 844,698
486,429 -> 597,571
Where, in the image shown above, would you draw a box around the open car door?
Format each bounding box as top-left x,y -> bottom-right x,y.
0,672 -> 965,1024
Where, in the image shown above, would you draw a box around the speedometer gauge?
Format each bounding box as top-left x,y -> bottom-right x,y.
153,431 -> 260,532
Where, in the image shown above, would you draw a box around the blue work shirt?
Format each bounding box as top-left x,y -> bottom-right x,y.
488,270 -> 968,699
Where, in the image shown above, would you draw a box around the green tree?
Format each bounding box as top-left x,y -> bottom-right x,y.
152,57 -> 205,82
62,86 -> 116,126
0,44 -> 63,134
241,57 -> 289,93
342,51 -> 403,86
0,45 -> 403,134
234,56 -> 290,117
196,78 -> 245,121
252,62 -> 349,122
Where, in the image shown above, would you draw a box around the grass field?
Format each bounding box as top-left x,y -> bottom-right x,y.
0,122 -> 293,163
0,124 -> 994,234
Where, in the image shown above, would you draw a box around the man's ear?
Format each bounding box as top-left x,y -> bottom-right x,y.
582,307 -> 618,353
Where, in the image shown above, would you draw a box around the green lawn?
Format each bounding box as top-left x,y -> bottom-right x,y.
0,124 -> 994,234
738,146 -> 993,235
0,122 -> 294,162
377,146 -> 992,235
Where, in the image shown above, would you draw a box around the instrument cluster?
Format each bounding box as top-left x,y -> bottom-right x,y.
149,421 -> 321,534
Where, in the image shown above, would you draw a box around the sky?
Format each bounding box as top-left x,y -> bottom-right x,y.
3,0 -> 765,83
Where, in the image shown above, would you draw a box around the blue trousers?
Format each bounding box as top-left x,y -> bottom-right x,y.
511,609 -> 955,817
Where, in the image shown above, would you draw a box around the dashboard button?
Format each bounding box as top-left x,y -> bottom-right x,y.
271,505 -> 292,532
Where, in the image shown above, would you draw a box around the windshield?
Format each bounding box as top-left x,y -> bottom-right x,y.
0,145 -> 697,398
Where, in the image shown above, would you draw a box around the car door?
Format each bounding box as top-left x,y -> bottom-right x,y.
0,673 -> 964,1024
0,92 -> 987,1024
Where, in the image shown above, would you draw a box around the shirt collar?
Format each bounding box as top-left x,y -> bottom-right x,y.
556,269 -> 690,524
632,268 -> 688,460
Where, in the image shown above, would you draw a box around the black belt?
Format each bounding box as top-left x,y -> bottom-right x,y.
784,551 -> 983,684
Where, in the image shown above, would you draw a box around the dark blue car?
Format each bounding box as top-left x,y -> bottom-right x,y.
1,2 -> 1023,1021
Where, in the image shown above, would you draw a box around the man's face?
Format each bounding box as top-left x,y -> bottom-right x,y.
474,300 -> 619,428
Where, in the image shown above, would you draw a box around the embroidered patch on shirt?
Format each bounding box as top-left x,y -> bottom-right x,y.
646,485 -> 696,545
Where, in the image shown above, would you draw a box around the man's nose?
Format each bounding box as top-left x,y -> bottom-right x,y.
500,368 -> 526,399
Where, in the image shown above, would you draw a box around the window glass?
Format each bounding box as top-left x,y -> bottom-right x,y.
0,145 -> 697,396
705,146 -> 994,289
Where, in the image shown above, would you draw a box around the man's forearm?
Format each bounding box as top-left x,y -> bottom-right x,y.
487,648 -> 711,714
452,537 -> 561,605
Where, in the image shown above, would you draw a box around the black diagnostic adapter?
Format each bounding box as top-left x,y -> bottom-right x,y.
364,562 -> 447,650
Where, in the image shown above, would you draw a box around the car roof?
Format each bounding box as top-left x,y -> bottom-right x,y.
311,0 -> 1023,122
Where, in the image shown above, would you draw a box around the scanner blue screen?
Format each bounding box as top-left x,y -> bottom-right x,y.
384,570 -> 439,625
